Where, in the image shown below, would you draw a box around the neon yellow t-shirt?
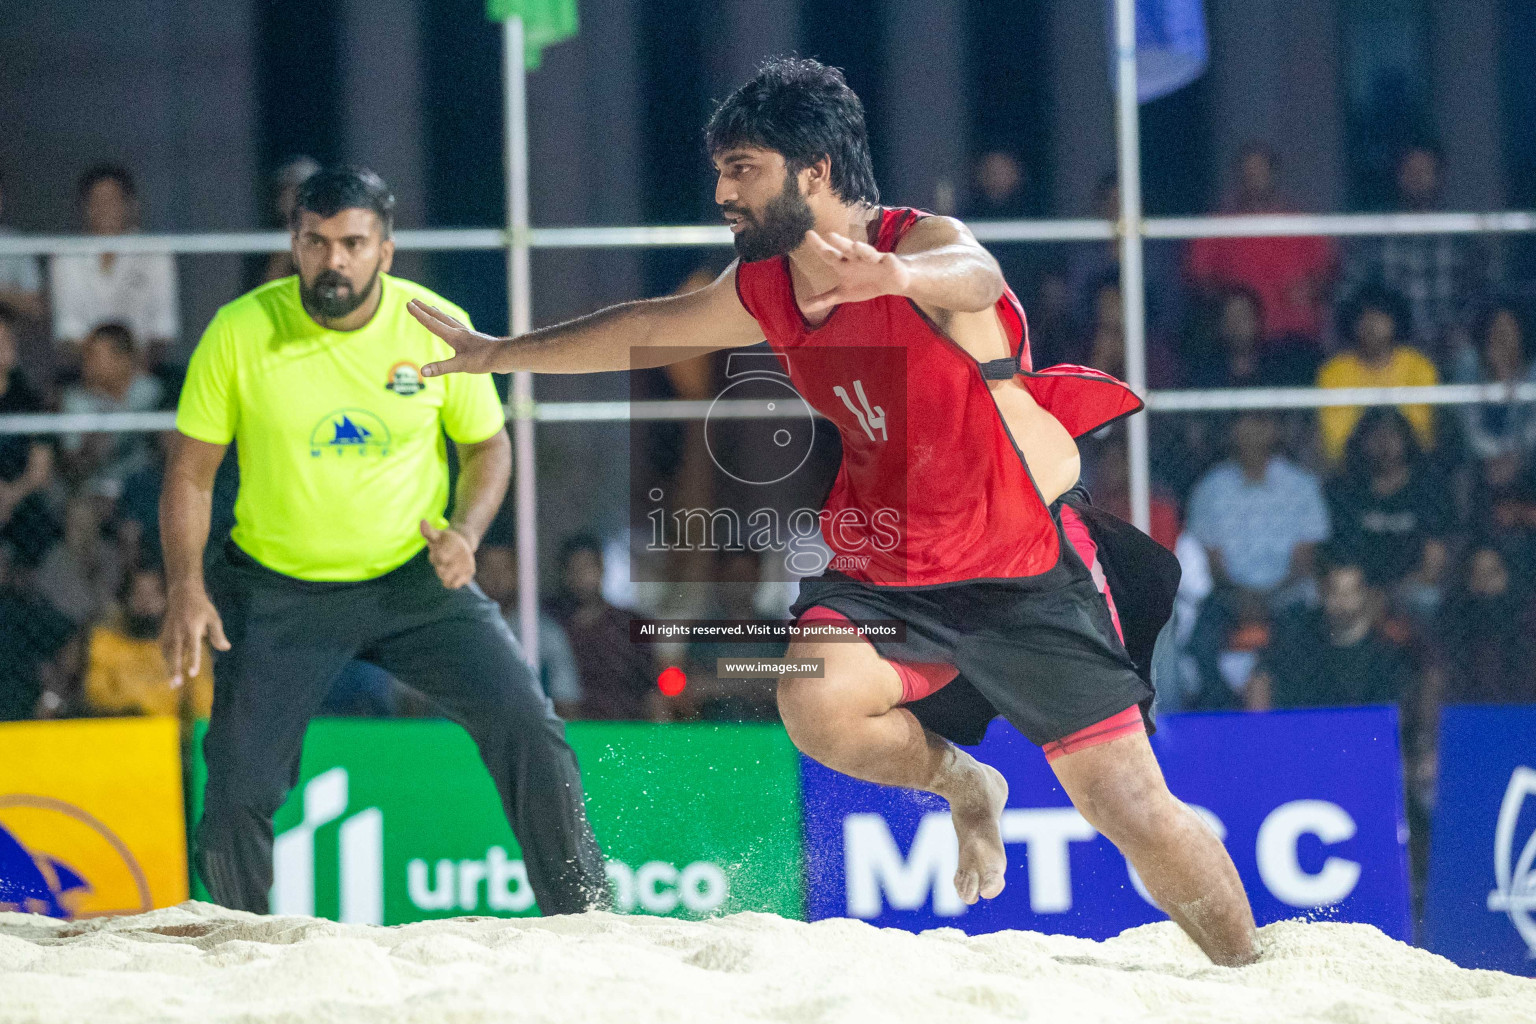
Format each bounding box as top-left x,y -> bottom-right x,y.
176,274 -> 506,581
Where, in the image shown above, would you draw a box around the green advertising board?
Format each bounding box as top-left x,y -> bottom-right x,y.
187,721 -> 804,924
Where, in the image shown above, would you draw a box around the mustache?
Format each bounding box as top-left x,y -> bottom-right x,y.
720,204 -> 754,220
314,270 -> 353,291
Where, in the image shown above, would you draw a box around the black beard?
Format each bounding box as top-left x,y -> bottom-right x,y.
302,265 -> 379,320
124,612 -> 160,640
729,175 -> 817,263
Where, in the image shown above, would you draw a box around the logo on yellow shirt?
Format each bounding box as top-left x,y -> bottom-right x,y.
386,361 -> 426,396
309,408 -> 393,457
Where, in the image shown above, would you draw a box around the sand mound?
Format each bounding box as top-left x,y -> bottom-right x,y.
2,902 -> 1532,1023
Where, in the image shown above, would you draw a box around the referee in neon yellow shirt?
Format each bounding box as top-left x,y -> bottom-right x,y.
160,167 -> 608,915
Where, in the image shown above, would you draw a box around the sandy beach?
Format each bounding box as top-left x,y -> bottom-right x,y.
1,902 -> 1531,1023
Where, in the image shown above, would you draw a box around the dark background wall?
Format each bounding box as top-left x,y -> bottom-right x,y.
0,0 -> 259,353
2,1 -> 1520,281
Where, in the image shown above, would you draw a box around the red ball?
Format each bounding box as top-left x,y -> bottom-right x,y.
657,666 -> 687,696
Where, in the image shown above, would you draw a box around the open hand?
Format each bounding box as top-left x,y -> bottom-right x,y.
421,520 -> 476,588
799,230 -> 913,315
407,300 -> 506,377
160,584 -> 230,688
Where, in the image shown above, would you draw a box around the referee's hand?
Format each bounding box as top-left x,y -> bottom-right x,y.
421,520 -> 476,589
161,584 -> 231,688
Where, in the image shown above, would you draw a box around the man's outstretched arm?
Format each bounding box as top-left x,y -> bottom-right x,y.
409,263 -> 763,377
800,215 -> 1005,316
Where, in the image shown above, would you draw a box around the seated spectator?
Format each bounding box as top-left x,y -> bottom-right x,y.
35,495 -> 121,628
965,151 -> 1046,300
681,550 -> 783,723
1024,266 -> 1073,368
1064,172 -> 1185,342
0,305 -> 59,567
245,158 -> 321,290
548,533 -> 657,721
1184,144 -> 1337,349
1478,467 -> 1536,587
476,540 -> 581,718
1435,545 -> 1536,704
0,172 -> 45,322
1185,287 -> 1320,389
49,165 -> 179,367
60,322 -> 164,497
1326,409 -> 1451,615
0,542 -> 78,721
1451,302 -> 1536,482
1185,411 -> 1330,606
1343,144 -> 1500,356
1076,276 -> 1183,388
1180,587 -> 1274,712
82,562 -> 211,723
114,431 -> 170,568
1317,285 -> 1438,463
1248,560 -> 1414,710
969,151 -> 1041,220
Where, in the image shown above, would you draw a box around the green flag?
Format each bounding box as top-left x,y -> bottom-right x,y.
486,0 -> 579,70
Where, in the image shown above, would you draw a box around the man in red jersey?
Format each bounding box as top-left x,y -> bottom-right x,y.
408,58 -> 1257,964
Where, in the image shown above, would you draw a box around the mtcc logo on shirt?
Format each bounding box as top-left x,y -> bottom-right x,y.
385,361 -> 425,396
310,408 -> 393,458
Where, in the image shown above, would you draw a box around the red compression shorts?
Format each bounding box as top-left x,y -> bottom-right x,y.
798,503 -> 1143,761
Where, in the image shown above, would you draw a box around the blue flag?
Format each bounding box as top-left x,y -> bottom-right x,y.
1110,0 -> 1209,103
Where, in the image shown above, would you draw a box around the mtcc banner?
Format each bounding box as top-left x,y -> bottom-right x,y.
187,720 -> 804,924
802,707 -> 1411,940
1425,704 -> 1536,976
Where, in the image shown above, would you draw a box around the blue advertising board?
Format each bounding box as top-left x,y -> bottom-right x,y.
1425,704 -> 1536,976
803,707 -> 1411,940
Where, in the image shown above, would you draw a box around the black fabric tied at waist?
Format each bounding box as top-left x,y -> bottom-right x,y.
979,356 -> 1019,380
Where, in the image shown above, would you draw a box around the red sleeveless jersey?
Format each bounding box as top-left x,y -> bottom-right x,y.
734,207 -> 1142,586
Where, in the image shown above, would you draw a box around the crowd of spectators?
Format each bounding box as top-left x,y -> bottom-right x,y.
0,162 -> 201,730
1,143 -> 1534,756
0,157 -> 780,731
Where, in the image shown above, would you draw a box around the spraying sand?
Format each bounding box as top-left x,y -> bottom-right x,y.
2,902 -> 1532,1023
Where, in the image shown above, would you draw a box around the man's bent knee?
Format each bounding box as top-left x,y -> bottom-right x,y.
1058,750 -> 1177,847
775,676 -> 848,761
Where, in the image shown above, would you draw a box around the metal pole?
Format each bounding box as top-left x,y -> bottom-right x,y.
503,15 -> 540,668
1113,0 -> 1152,533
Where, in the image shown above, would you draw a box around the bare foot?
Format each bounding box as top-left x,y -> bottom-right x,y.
946,758 -> 1009,904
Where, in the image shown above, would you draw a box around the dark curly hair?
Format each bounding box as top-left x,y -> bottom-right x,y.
705,56 -> 879,206
1338,283 -> 1410,343
290,165 -> 395,238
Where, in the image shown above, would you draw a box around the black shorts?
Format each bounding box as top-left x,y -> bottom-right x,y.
788,490 -> 1176,747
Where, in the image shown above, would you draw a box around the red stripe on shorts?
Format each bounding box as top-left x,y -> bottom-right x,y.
1041,705 -> 1146,762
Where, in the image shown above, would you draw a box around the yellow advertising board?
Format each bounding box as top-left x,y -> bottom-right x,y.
0,717 -> 187,918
